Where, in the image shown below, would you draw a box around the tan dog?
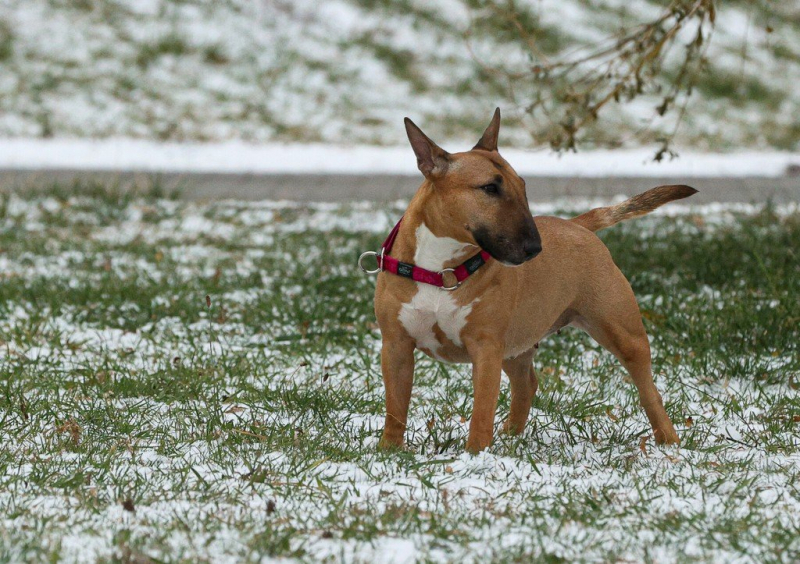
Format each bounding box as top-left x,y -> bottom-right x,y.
370,108 -> 696,453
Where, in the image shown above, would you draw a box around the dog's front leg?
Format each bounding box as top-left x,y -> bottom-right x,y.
378,335 -> 416,450
464,336 -> 504,453
502,349 -> 538,435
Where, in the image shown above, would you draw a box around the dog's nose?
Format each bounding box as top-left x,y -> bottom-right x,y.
522,237 -> 542,260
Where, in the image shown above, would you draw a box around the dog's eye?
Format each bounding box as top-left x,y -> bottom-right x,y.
480,183 -> 500,195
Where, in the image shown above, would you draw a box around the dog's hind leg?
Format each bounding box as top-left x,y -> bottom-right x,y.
501,349 -> 538,435
577,276 -> 679,445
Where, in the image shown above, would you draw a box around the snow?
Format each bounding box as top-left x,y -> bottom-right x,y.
1,0 -> 799,556
1,138 -> 798,177
0,0 -> 798,149
1,194 -> 799,562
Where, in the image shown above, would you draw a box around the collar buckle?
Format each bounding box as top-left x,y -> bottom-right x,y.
439,268 -> 460,291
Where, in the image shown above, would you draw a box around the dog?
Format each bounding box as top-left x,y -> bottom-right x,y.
366,108 -> 696,453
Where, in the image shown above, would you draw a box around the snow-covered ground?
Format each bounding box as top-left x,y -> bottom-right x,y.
1,138 -> 799,177
1,192 -> 798,562
0,0 -> 798,561
0,0 -> 798,150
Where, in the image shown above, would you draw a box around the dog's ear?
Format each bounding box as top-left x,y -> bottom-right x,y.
473,107 -> 501,152
404,118 -> 450,177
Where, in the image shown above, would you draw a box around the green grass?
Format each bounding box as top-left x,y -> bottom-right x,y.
135,33 -> 190,69
3,0 -> 799,149
0,186 -> 799,562
0,20 -> 13,62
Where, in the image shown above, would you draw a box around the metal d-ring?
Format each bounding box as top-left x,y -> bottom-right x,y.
358,248 -> 384,274
439,268 -> 460,291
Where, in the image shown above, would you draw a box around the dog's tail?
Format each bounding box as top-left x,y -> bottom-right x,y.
570,184 -> 698,232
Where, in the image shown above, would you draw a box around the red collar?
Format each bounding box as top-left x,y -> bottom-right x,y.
359,217 -> 492,291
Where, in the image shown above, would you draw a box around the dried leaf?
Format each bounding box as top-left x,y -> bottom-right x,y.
641,309 -> 666,323
639,435 -> 649,456
20,395 -> 29,421
56,419 -> 81,446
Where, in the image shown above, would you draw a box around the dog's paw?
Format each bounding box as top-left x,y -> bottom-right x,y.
654,427 -> 680,446
377,436 -> 406,452
500,419 -> 525,436
465,437 -> 493,454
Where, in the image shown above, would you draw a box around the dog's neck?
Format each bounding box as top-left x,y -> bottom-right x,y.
390,181 -> 478,271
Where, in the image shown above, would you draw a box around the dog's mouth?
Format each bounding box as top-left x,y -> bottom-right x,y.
498,258 -> 529,267
498,254 -> 539,267
472,225 -> 542,266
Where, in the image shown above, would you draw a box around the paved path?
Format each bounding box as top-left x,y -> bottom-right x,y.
1,169 -> 798,202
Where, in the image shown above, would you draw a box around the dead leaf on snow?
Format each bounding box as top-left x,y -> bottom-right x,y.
56,419 -> 81,446
639,435 -> 649,456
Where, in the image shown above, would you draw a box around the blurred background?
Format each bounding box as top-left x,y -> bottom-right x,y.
1,0 -> 799,146
0,0 -> 798,200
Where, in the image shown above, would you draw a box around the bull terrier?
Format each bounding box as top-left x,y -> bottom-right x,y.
361,108 -> 696,453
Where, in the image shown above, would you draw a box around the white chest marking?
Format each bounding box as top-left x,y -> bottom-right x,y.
398,223 -> 478,359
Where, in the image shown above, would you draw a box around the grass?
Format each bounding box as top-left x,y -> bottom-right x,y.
1,0 -> 799,148
135,33 -> 190,69
0,185 -> 799,562
0,20 -> 12,62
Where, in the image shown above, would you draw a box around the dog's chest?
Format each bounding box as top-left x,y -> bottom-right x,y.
399,286 -> 477,359
397,223 -> 477,360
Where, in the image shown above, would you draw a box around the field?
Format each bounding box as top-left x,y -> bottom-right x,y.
0,184 -> 798,562
1,0 -> 799,149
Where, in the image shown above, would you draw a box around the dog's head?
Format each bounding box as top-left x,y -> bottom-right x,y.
404,108 -> 541,266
